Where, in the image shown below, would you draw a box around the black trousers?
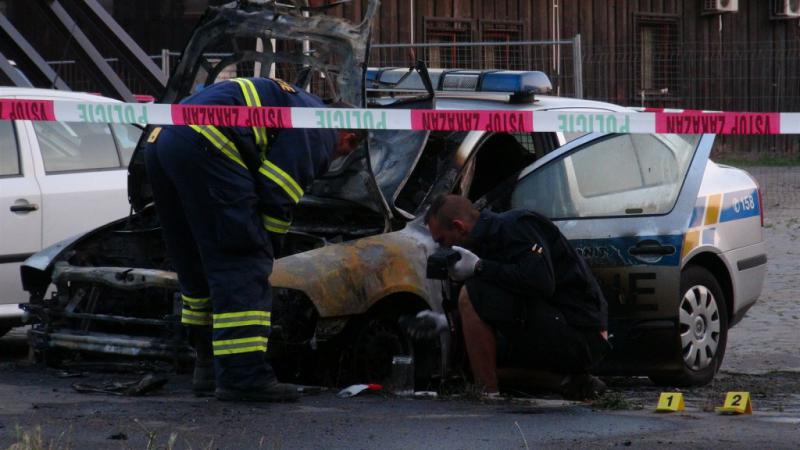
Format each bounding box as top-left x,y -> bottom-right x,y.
146,128 -> 275,389
465,278 -> 608,374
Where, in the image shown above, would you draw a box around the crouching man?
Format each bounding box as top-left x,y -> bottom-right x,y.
423,195 -> 610,400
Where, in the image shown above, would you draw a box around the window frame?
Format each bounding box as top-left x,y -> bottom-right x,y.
634,13 -> 681,98
478,20 -> 525,70
0,120 -> 23,179
33,121 -> 124,175
423,17 -> 475,69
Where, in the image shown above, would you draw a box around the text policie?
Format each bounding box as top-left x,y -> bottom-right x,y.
1,98 -> 799,135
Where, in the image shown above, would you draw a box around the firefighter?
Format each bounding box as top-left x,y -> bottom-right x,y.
145,77 -> 362,402
417,194 -> 610,400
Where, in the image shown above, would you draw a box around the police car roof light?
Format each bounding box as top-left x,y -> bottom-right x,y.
366,68 -> 553,103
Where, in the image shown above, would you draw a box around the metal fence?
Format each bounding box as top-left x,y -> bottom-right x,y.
42,38 -> 800,208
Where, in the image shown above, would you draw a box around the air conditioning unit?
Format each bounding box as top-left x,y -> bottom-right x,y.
703,0 -> 738,14
771,0 -> 800,19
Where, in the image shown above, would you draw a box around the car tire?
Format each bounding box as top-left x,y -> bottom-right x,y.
650,265 -> 728,387
346,313 -> 414,386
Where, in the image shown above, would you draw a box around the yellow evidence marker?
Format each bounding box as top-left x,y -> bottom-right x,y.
716,391 -> 752,414
655,392 -> 685,412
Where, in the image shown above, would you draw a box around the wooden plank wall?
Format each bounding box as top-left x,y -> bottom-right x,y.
4,0 -> 798,156
361,0 -> 800,156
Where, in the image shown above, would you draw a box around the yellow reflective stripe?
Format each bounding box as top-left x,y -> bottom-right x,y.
259,160 -> 303,203
243,79 -> 270,154
212,336 -> 268,356
682,230 -> 701,259
213,310 -> 271,329
704,194 -> 722,226
232,78 -> 269,155
214,311 -> 271,320
232,78 -> 255,106
262,214 -> 291,234
190,124 -> 246,169
182,309 -> 212,325
181,294 -> 209,308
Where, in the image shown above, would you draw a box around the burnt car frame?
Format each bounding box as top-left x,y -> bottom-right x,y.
21,0 -> 765,388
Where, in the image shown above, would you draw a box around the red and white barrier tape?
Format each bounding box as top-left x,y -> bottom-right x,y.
2,98 -> 799,135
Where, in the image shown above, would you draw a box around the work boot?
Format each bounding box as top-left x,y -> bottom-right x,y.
189,327 -> 215,395
215,379 -> 301,403
560,373 -> 606,401
192,361 -> 215,396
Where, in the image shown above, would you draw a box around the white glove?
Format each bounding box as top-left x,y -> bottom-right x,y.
402,310 -> 449,340
449,246 -> 480,281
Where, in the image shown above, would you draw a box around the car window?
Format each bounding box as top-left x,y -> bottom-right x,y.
0,121 -> 20,177
33,122 -> 121,173
511,134 -> 700,218
111,123 -> 143,167
459,133 -> 538,201
563,131 -> 589,143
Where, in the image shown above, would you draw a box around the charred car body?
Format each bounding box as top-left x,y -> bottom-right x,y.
21,0 -> 765,387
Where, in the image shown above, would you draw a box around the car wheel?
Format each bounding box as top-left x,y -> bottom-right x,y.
650,266 -> 728,387
347,314 -> 413,385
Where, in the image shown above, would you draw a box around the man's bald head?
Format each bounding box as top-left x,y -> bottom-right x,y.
425,195 -> 480,247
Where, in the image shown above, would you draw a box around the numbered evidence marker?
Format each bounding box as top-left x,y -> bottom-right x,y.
655,392 -> 685,412
716,391 -> 753,415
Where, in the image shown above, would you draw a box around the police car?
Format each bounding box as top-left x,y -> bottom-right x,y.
18,68 -> 765,387
17,1 -> 765,387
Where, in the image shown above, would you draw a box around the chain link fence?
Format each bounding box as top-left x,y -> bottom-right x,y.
43,38 -> 799,210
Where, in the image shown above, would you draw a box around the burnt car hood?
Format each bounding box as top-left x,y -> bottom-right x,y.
127,0 -> 431,221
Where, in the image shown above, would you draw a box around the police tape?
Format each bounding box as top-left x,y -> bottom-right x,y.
2,98 -> 800,135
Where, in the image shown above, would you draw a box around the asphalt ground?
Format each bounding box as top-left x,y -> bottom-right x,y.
1,166 -> 799,448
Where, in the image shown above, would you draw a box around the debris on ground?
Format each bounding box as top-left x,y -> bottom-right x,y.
72,373 -> 169,396
592,392 -> 643,410
107,432 -> 128,440
336,383 -> 383,398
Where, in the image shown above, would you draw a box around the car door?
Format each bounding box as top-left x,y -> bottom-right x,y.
508,133 -> 713,325
24,119 -> 131,248
0,119 -> 42,308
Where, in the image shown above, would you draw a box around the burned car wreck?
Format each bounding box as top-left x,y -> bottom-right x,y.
22,0 -> 757,389
22,0 -> 446,384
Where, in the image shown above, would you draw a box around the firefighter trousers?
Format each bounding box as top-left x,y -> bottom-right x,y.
145,127 -> 275,390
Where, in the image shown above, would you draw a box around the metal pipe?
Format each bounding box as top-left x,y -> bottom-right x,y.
372,40 -> 574,49
409,0 -> 414,45
572,34 -> 583,98
51,310 -> 174,327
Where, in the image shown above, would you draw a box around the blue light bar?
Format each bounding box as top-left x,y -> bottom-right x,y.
366,68 -> 553,102
480,71 -> 552,96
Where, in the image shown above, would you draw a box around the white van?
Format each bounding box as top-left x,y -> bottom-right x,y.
0,88 -> 141,335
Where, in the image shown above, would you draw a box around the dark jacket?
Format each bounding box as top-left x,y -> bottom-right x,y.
468,209 -> 608,331
169,77 -> 337,226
